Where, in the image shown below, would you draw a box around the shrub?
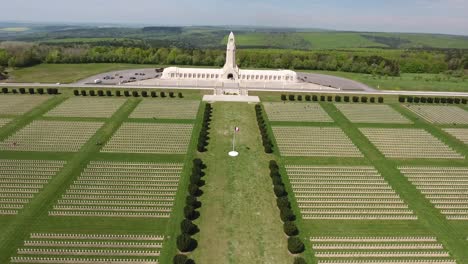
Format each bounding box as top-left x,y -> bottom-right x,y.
181,219 -> 198,235
297,95 -> 302,101
272,175 -> 283,185
81,90 -> 87,96
98,90 -> 104,96
462,99 -> 467,104
281,94 -> 287,101
327,96 -> 333,102
305,95 -> 311,101
312,95 -> 318,101
124,91 -> 130,97
142,91 -> 148,97
161,91 -> 166,97
283,221 -> 299,236
421,97 -> 427,103
414,97 -> 420,103
361,96 -> 368,103
280,207 -> 295,222
454,98 -> 461,104
186,195 -> 200,208
184,205 -> 197,220
176,234 -> 195,252
269,160 -> 279,170
12,89 -> 17,94
173,254 -> 189,264
370,97 -> 375,103
151,91 -> 157,97
378,97 -> 384,103
352,96 -> 359,103
288,237 -> 305,254
344,96 -> 349,102
435,97 -> 441,104
1,87 -> 8,93
29,88 -> 35,94
398,97 -> 405,103
188,184 -> 200,196
116,90 -> 121,97
288,95 -> 295,101
407,97 -> 414,103
19,88 -> 26,94
37,88 -> 44,94
132,91 -> 139,97
277,196 -> 291,209
198,103 -> 212,152
106,90 -> 112,96
89,90 -> 96,96
178,92 -> 183,98
335,96 -> 341,102
320,95 -> 325,101
274,184 -> 286,197
73,90 -> 79,96
294,257 -> 307,264
427,97 -> 434,103
169,92 -> 175,98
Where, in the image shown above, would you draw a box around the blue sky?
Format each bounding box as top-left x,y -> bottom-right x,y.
2,0 -> 468,35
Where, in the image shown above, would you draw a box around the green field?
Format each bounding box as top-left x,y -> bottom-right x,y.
1,90 -> 468,263
7,63 -> 162,83
303,70 -> 468,92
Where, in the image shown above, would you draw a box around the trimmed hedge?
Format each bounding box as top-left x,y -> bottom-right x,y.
288,237 -> 305,254
399,96 -> 467,104
255,104 -> 273,153
284,94 -> 384,104
197,103 -> 212,152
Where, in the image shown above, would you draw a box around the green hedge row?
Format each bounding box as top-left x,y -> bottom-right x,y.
269,160 -> 307,263
1,87 -> 59,95
255,104 -> 273,154
399,96 -> 467,104
282,94 -> 384,103
74,89 -> 183,98
197,104 -> 212,152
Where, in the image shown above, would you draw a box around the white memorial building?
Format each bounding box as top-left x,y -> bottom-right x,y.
161,32 -> 298,84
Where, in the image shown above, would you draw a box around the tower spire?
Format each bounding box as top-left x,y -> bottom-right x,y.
223,32 -> 239,80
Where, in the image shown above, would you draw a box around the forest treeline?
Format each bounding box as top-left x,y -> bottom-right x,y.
0,42 -> 467,76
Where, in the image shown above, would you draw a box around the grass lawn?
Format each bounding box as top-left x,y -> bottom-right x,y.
192,102 -> 293,263
7,63 -> 163,83
302,70 -> 468,92
264,100 -> 468,263
0,94 -> 203,263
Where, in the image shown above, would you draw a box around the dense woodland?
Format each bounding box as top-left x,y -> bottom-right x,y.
0,41 -> 467,77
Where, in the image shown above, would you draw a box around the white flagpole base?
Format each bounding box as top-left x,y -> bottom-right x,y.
228,151 -> 239,157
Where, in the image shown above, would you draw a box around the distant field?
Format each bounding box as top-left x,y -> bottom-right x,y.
7,63 -> 162,83
0,27 -> 30,32
303,70 -> 468,92
223,32 -> 468,49
40,37 -> 127,44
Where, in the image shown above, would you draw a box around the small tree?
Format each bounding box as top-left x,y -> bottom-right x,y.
184,205 -> 197,220
274,185 -> 286,197
344,96 -> 350,102
288,237 -> 305,254
81,90 -> 87,96
176,234 -> 195,252
370,97 -> 375,103
116,91 -> 121,97
378,97 -> 384,103
320,96 -> 325,102
37,88 -> 44,94
73,90 -> 79,96
173,254 -> 189,264
305,95 -> 311,101
142,91 -> 148,97
352,96 -> 359,103
312,95 -> 318,101
161,91 -> 166,97
151,91 -> 157,97
89,90 -> 96,96
398,97 -> 405,103
106,90 -> 112,96
277,196 -> 291,209
297,95 -> 303,101
19,88 -> 26,94
272,175 -> 283,185
288,95 -> 295,101
12,89 -> 17,94
97,90 -> 104,96
335,96 -> 341,102
280,207 -> 296,222
132,91 -> 139,97
327,96 -> 333,102
29,88 -> 35,94
169,91 -> 175,98
188,184 -> 200,196
178,92 -> 183,98
1,87 -> 8,93
186,195 -> 200,208
361,96 -> 368,103
283,221 -> 299,236
281,94 -> 287,101
181,219 -> 198,235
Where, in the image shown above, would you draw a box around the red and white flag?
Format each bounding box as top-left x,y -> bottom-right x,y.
235,127 -> 240,132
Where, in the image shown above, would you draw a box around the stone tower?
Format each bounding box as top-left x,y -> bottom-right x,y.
222,32 -> 239,80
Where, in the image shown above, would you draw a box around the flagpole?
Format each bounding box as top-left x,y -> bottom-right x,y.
232,129 -> 236,151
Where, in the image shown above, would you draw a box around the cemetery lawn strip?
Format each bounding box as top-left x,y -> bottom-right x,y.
319,102 -> 468,264
192,102 -> 292,264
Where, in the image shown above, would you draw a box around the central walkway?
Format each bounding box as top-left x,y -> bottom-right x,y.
193,102 -> 291,263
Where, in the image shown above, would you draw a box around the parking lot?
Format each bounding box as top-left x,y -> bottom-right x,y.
75,68 -> 163,85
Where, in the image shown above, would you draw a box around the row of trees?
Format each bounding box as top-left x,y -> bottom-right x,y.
197,104 -> 212,152
255,105 -> 274,153
173,159 -> 206,264
1,87 -> 59,95
399,96 -> 468,104
282,94 -> 385,104
269,161 -> 307,264
73,89 -> 182,98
